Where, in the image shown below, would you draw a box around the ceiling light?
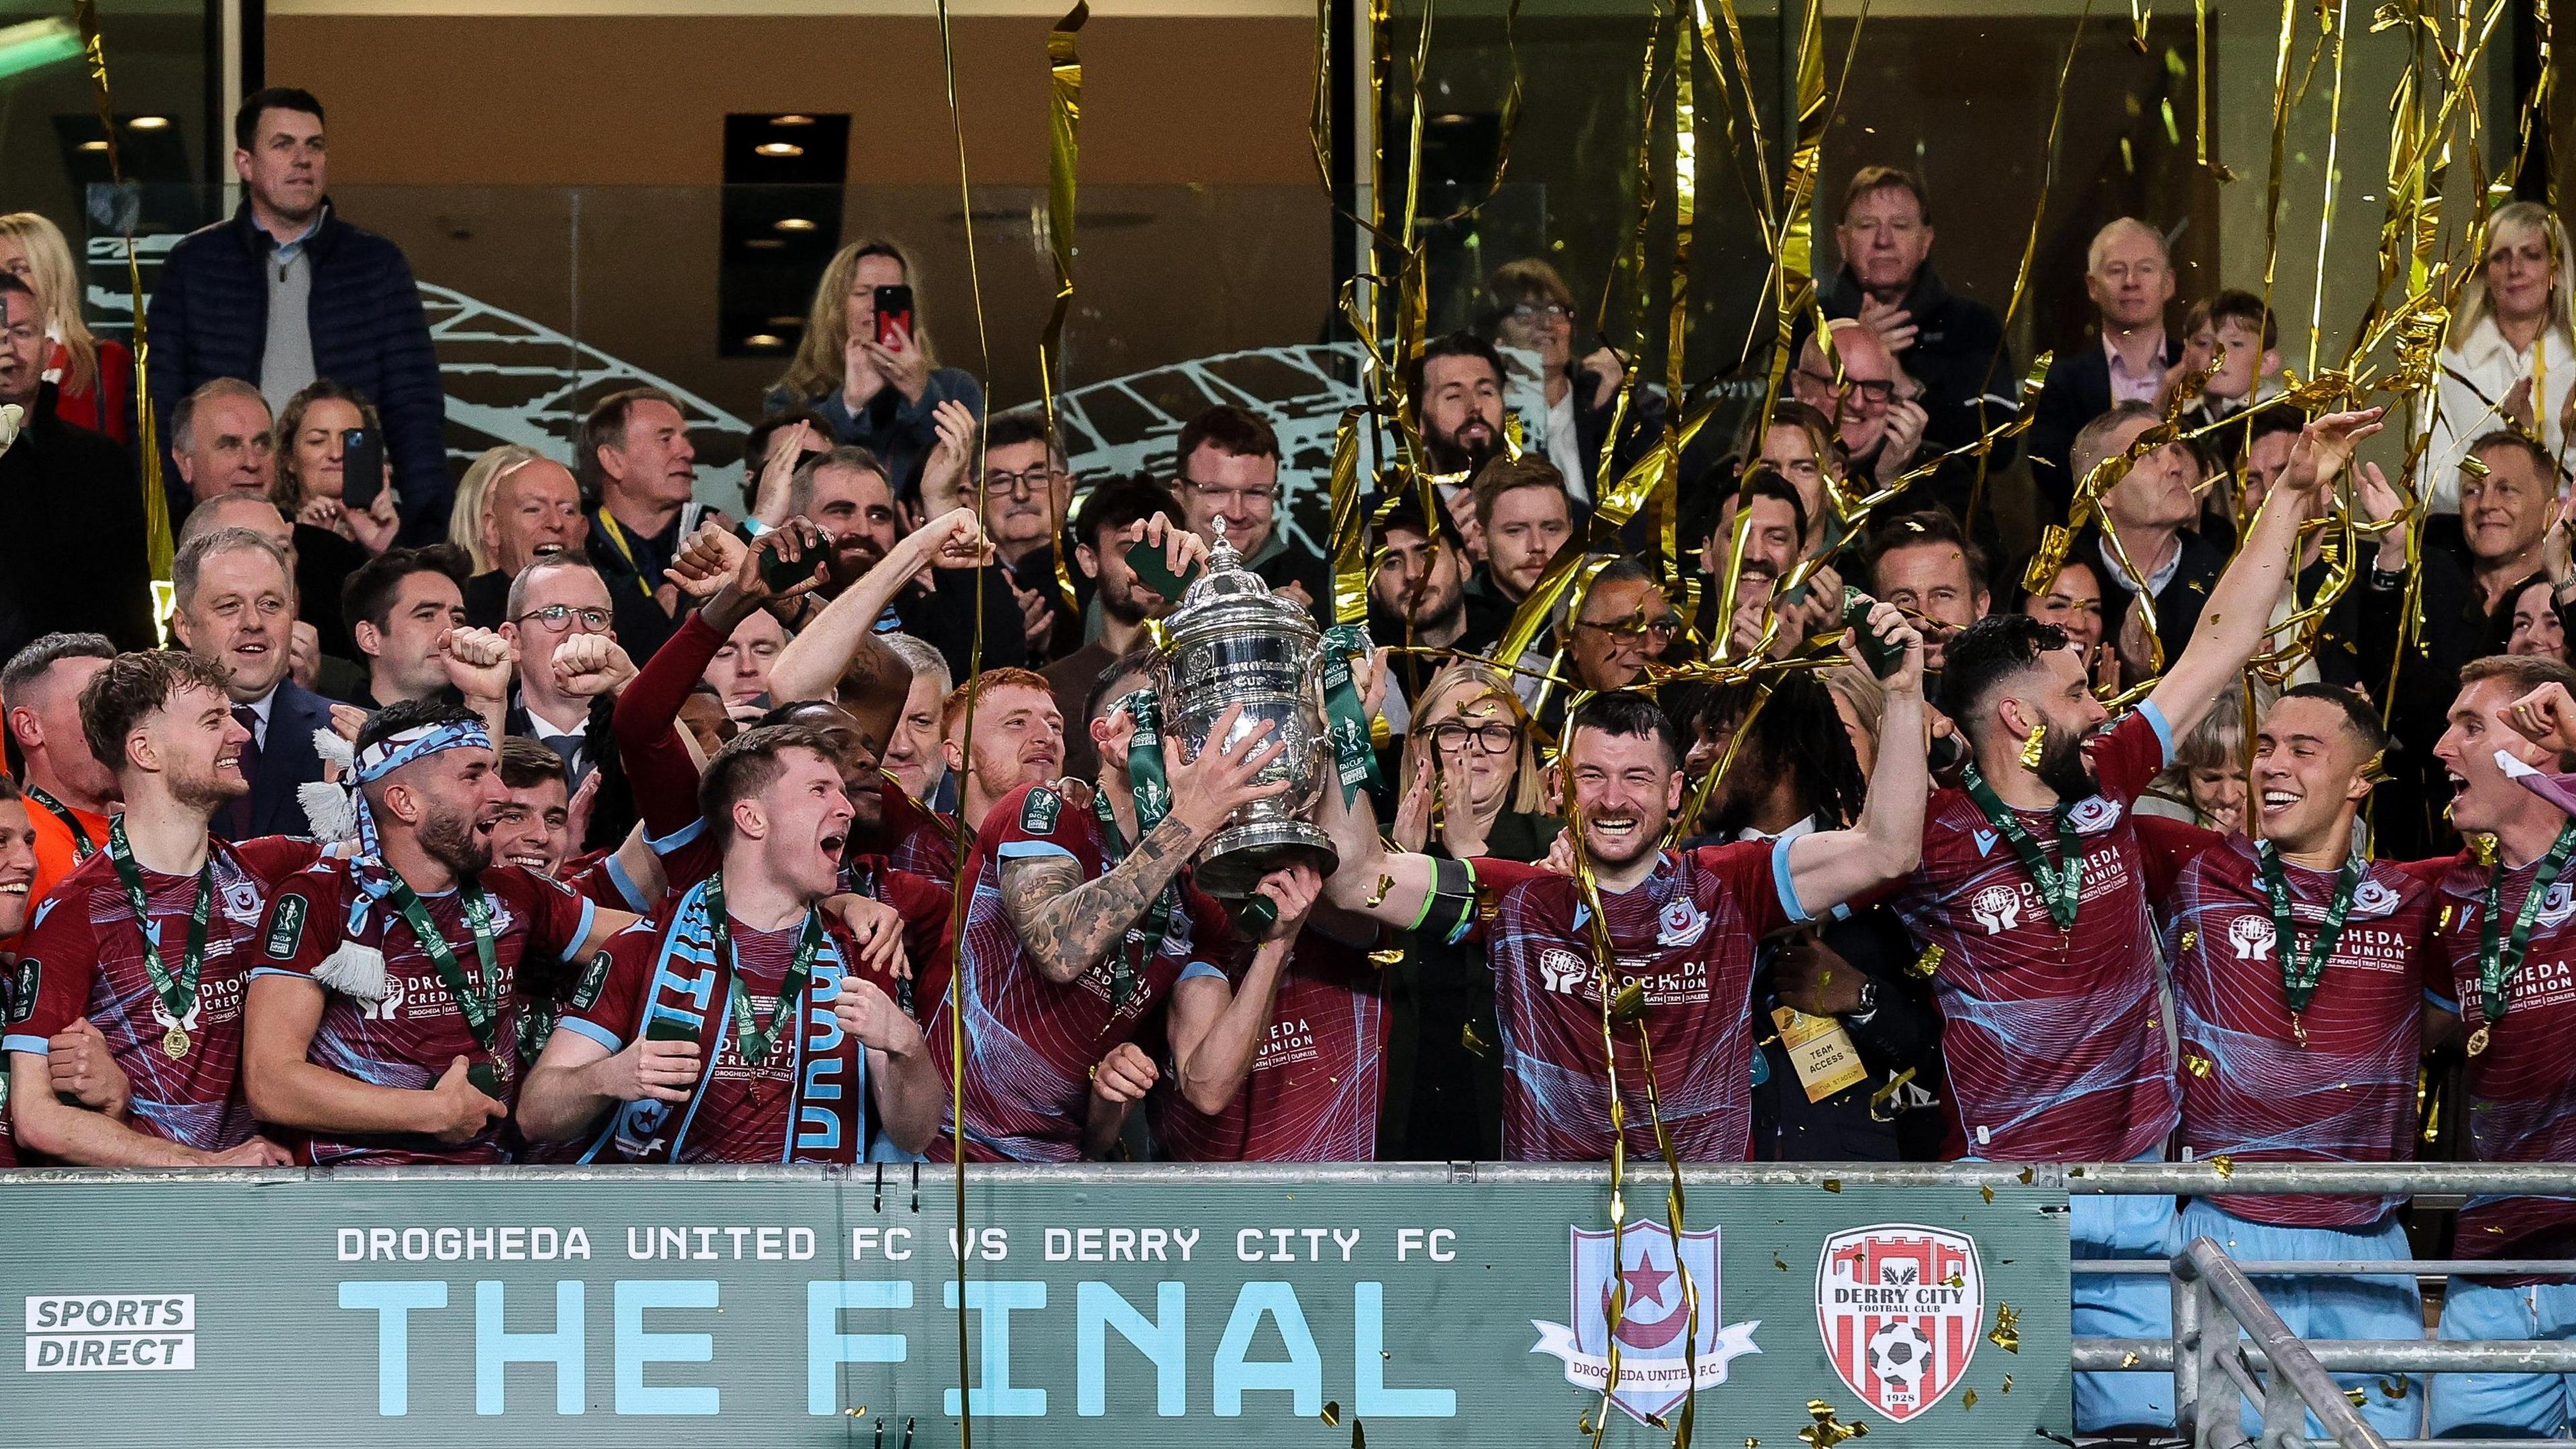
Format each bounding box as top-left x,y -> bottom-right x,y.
745,333 -> 785,349
76,140 -> 109,152
773,217 -> 818,233
755,142 -> 804,158
771,114 -> 816,127
127,115 -> 170,130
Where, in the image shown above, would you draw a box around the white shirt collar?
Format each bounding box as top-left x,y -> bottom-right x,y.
1735,814 -> 1823,845
2097,533 -> 2183,600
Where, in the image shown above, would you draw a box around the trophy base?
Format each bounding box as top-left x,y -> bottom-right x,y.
1193,819 -> 1340,900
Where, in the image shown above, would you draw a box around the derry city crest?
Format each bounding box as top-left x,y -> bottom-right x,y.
1531,1223 -> 1762,1427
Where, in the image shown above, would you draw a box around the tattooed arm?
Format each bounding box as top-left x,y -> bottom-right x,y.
1000,702 -> 1292,986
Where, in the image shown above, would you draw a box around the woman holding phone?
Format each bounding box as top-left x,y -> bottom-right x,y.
764,237 -> 984,500
272,378 -> 399,555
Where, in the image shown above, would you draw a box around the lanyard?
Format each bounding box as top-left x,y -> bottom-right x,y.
2255,841 -> 2363,1044
2473,820 -> 2576,1050
104,818 -> 212,1059
28,787 -> 95,861
594,513 -> 658,599
1960,763 -> 2084,930
706,870 -> 824,1067
384,875 -> 504,1059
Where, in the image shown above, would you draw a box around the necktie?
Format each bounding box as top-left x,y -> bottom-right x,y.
223,704 -> 263,838
542,733 -> 585,780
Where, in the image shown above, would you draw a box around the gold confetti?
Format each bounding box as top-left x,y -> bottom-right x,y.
1962,1389 -> 1978,1411
2002,1374 -> 2014,1393
1988,1302 -> 2022,1354
2210,1155 -> 2235,1179
2017,1167 -> 2035,1185
1609,979 -> 1648,1024
2186,1055 -> 2214,1077
1981,1185 -> 1996,1203
1748,1439 -> 1761,1448
2121,1350 -> 2141,1368
1799,1399 -> 1870,1448
1909,944 -> 1945,977
841,1406 -> 867,1416
1459,1020 -> 1492,1057
1946,1271 -> 1965,1288
1364,875 -> 1393,908
1322,1401 -> 1341,1428
1821,1179 -> 1843,1193
2379,1377 -> 2410,1400
1776,1254 -> 1791,1272
2179,929 -> 2198,954
2346,1387 -> 2369,1407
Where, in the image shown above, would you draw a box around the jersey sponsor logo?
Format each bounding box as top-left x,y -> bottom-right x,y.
2226,914 -> 2277,963
5,960 -> 35,1024
264,894 -> 309,961
1819,1224 -> 1982,1422
1656,896 -> 1709,948
1968,885 -> 2022,934
571,949 -> 614,1012
23,1294 -> 196,1373
1537,948 -> 1591,995
360,972 -> 413,1022
2065,797 -> 2121,833
1530,1223 -> 1762,1427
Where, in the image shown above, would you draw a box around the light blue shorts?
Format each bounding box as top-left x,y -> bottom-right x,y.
2178,1201 -> 2423,1440
2431,1278 -> 2576,1438
2074,1192 -> 2183,1431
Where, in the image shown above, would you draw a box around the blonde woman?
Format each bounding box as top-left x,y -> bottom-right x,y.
272,378 -> 398,554
0,212 -> 131,441
2423,201 -> 2576,513
763,237 -> 983,499
1389,661 -> 1556,859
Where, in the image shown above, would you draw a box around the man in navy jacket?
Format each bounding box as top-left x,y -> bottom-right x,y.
145,87 -> 448,543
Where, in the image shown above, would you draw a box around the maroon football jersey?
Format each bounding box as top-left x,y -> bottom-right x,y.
7,837 -> 317,1155
252,860 -> 596,1165
1890,705 -> 2178,1161
1150,931 -> 1387,1163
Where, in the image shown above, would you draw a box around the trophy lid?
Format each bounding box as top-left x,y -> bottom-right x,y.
1168,517 -> 1318,640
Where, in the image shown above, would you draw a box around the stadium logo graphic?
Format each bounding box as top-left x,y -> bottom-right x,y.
2227,914 -> 2277,963
1530,1223 -> 1761,1427
1817,1224 -> 1982,1421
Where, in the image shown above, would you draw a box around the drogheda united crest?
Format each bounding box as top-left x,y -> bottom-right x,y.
1817,1224 -> 1983,1421
1530,1223 -> 1761,1427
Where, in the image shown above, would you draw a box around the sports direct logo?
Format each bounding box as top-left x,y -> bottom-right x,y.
1817,1226 -> 1981,1421
23,1295 -> 196,1372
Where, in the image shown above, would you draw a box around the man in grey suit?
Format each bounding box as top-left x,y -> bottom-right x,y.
167,528 -> 335,841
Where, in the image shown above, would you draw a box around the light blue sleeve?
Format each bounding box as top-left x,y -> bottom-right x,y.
555,1017 -> 624,1054
1770,836 -> 1813,926
2138,699 -> 2176,764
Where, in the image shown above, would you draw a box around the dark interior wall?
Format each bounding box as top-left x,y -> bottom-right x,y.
258,13 -> 1334,422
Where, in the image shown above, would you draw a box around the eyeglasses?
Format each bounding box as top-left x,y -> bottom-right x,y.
1577,614 -> 1683,643
515,604 -> 613,633
1426,721 -> 1519,754
987,466 -> 1065,498
1507,302 -> 1573,325
1796,368 -> 1900,406
1180,478 -> 1275,509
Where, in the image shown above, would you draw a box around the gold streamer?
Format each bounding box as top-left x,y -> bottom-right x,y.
1037,3 -> 1088,617
70,0 -> 171,583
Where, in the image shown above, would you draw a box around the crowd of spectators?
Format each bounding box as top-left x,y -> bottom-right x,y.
11,85 -> 2576,1439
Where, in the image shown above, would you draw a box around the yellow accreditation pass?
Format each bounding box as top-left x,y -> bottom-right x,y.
1770,1005 -> 1868,1103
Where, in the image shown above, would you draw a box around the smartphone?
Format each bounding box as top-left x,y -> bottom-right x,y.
1125,537 -> 1203,600
340,427 -> 386,513
761,541 -> 820,592
645,1014 -> 698,1043
873,284 -> 916,348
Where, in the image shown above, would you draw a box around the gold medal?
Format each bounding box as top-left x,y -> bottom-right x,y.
2290,1012 -> 2309,1049
2467,1025 -> 2491,1057
162,1024 -> 189,1059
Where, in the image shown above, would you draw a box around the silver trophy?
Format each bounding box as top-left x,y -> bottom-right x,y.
1150,519 -> 1341,898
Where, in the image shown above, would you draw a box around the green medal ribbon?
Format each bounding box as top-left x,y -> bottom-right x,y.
2477,820 -> 2576,1030
104,817 -> 211,1038
383,875 -> 504,1061
1960,763 -> 2084,930
706,870 -> 825,1067
28,786 -> 95,861
2255,842 -> 2363,1016
1095,689 -> 1187,1016
1318,623 -> 1379,804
